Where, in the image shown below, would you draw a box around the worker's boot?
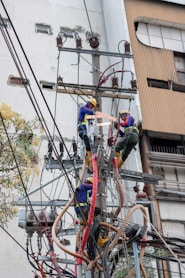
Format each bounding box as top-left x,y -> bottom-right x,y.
117,159 -> 124,169
115,152 -> 124,169
98,235 -> 110,247
85,151 -> 92,169
85,152 -> 89,165
80,219 -> 86,226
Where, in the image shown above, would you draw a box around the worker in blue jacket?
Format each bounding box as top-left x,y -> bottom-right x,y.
78,98 -> 97,168
74,177 -> 101,221
74,177 -> 110,247
114,109 -> 139,169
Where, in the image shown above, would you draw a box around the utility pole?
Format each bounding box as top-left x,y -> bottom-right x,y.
91,52 -> 106,215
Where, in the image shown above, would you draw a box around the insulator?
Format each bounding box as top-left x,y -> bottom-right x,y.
125,224 -> 139,237
48,141 -> 53,156
131,79 -> 137,89
48,210 -> 55,221
136,191 -> 148,199
27,211 -> 34,220
38,211 -> 44,220
56,35 -> 63,47
57,76 -> 63,86
72,137 -> 77,154
89,37 -> 99,49
59,142 -> 64,157
133,185 -> 139,193
107,136 -> 116,147
124,41 -> 131,54
76,37 -> 82,49
112,77 -> 119,88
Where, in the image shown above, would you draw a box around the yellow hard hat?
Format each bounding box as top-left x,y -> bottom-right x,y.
85,177 -> 94,184
119,109 -> 130,115
88,98 -> 97,107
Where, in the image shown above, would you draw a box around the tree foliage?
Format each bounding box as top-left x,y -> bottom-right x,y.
0,102 -> 41,226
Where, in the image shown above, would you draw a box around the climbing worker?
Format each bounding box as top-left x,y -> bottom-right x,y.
74,176 -> 101,223
78,98 -> 97,168
114,109 -> 139,169
74,177 -> 110,247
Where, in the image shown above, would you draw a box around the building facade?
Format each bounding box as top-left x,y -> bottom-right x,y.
1,0 -> 185,277
125,0 -> 185,276
0,1 -> 140,277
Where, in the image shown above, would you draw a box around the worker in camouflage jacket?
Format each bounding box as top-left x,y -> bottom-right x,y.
114,109 -> 139,169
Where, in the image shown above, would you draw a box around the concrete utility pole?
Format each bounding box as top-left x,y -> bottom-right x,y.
91,52 -> 107,215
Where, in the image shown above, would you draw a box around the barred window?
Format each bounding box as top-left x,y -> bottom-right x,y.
35,23 -> 52,35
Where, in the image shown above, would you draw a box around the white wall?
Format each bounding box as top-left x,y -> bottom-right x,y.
0,1 -> 142,277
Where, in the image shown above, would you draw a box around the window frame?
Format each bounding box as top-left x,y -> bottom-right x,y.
136,21 -> 185,53
174,52 -> 185,85
60,27 -> 74,38
40,81 -> 56,90
35,23 -> 52,35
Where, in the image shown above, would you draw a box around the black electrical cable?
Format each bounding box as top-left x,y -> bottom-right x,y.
0,1 -> 82,192
102,235 -> 114,278
1,0 -> 79,180
0,112 -> 51,254
3,2 -> 184,276
53,50 -> 61,138
83,0 -> 93,37
143,252 -> 185,263
1,4 -> 139,278
0,224 -> 40,271
0,224 -> 29,254
43,261 -> 77,278
0,11 -> 98,272
0,113 -> 34,211
26,244 -> 40,272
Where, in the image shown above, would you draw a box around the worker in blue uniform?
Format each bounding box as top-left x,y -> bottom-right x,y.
78,98 -> 97,168
74,177 -> 110,247
74,177 -> 101,221
114,109 -> 139,169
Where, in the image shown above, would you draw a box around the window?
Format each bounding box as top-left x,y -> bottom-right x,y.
35,23 -> 52,35
174,53 -> 185,85
60,27 -> 74,38
172,83 -> 185,92
136,22 -> 185,53
149,137 -> 185,155
147,77 -> 185,92
147,78 -> 169,89
40,81 -> 55,90
9,76 -> 29,86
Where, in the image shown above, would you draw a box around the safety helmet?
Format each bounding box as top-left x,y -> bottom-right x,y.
85,177 -> 93,184
119,109 -> 130,115
88,98 -> 97,107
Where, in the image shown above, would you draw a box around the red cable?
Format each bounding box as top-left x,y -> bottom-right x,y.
112,156 -> 119,176
97,61 -> 121,88
81,153 -> 98,251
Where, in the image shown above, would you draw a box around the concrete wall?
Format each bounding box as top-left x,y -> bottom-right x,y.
0,1 -> 141,277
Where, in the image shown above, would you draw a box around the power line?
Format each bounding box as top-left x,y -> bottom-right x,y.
0,224 -> 32,257
0,0 -> 82,192
83,0 -> 93,37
